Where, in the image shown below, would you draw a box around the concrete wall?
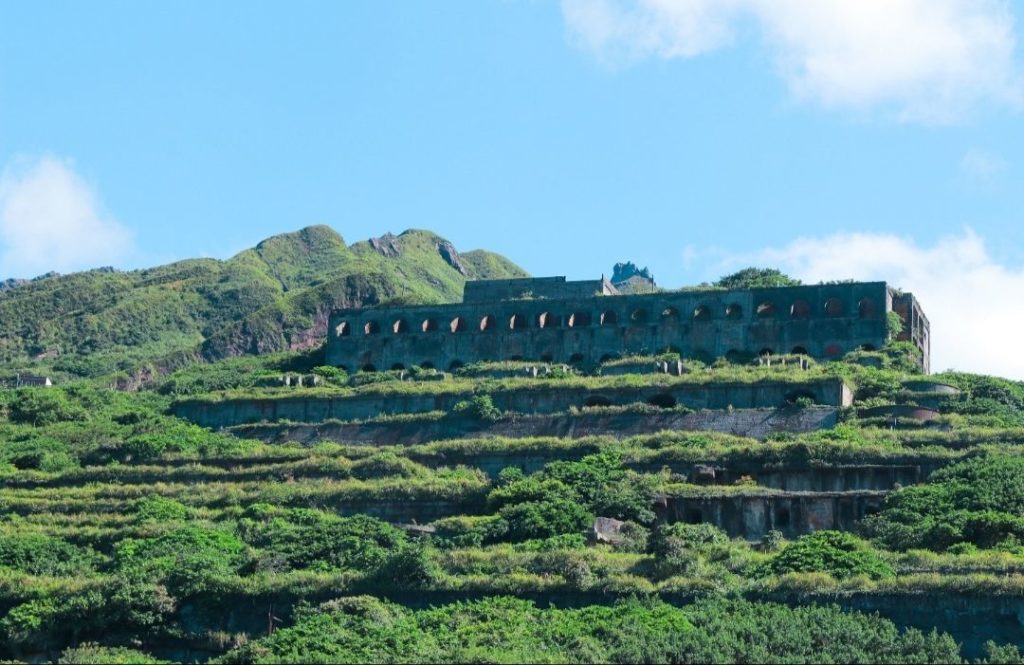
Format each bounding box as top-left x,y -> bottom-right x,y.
326,281 -> 927,372
232,407 -> 841,445
463,276 -> 615,303
659,490 -> 888,540
173,378 -> 851,428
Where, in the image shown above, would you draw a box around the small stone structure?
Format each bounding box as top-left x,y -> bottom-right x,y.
326,276 -> 930,373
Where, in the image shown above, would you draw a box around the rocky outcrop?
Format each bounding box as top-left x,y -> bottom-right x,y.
611,261 -> 656,293
369,233 -> 402,258
437,241 -> 468,275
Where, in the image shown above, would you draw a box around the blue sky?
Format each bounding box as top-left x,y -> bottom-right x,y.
2,1 -> 1024,377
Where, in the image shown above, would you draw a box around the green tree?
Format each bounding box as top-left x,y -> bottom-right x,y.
714,267 -> 801,290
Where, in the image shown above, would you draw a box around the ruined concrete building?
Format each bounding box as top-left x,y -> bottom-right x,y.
326,276 -> 930,373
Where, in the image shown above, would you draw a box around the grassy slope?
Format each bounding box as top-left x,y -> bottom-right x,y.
0,226 -> 527,380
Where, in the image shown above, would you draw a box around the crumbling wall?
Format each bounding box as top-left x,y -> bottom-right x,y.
173,378 -> 851,428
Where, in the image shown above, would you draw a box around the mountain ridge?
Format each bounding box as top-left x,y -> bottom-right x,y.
0,225 -> 527,383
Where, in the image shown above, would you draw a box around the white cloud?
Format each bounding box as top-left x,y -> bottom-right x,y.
960,148 -> 1008,179
709,229 -> 1024,379
0,155 -> 135,278
561,0 -> 1024,121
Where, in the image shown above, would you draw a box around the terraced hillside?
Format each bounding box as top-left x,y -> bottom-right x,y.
4,344 -> 1024,662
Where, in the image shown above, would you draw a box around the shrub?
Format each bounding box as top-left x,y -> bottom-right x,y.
372,541 -> 440,589
767,531 -> 893,580
238,505 -> 405,573
862,454 -> 1024,551
452,394 -> 501,420
0,533 -> 99,577
58,643 -> 167,664
115,526 -> 248,595
650,523 -> 728,559
133,496 -> 191,523
499,496 -> 593,542
350,452 -> 428,480
1,436 -> 78,472
9,389 -> 88,426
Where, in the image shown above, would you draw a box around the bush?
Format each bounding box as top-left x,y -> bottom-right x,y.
9,389 -> 88,426
238,505 -> 406,573
59,643 -> 167,664
499,496 -> 593,542
372,541 -> 440,589
861,454 -> 1024,551
115,526 -> 247,595
350,452 -> 428,480
767,531 -> 893,580
650,523 -> 728,560
0,533 -> 99,577
452,394 -> 501,420
133,496 -> 191,523
1,436 -> 78,472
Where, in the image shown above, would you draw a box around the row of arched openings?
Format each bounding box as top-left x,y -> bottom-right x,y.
335,297 -> 879,338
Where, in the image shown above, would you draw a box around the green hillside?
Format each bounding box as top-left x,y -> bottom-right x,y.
0,226 -> 526,382
4,234 -> 1024,662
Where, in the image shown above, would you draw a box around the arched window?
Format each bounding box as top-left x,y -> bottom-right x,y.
421,318 -> 438,333
662,307 -> 680,320
448,360 -> 464,372
858,298 -> 877,319
480,315 -> 496,331
450,316 -> 468,333
692,349 -> 713,364
391,363 -> 406,371
420,361 -> 435,369
647,393 -> 677,409
600,310 -> 618,326
569,352 -> 585,364
725,303 -> 743,319
725,350 -> 746,363
599,353 -> 619,363
790,300 -> 811,319
364,321 -> 380,335
361,363 -> 377,372
540,353 -> 554,363
693,305 -> 712,321
537,312 -> 558,328
756,302 -> 776,319
568,312 -> 591,327
392,319 -> 408,334
824,298 -> 845,317
335,321 -> 350,337
791,346 -> 809,355
630,309 -> 647,324
509,313 -> 528,330
759,347 -> 774,357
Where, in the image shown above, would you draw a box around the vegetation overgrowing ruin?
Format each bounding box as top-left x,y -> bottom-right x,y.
4,232 -> 1024,663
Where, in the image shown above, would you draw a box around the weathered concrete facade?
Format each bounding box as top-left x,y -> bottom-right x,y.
174,378 -> 851,428
326,277 -> 929,372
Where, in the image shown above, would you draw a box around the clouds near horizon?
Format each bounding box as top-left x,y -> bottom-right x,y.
562,0 -> 1024,121
704,229 -> 1024,380
0,156 -> 135,279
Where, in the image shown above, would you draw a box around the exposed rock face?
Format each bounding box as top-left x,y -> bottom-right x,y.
612,262 -> 653,285
611,262 -> 656,293
590,517 -> 626,544
369,233 -> 402,258
0,270 -> 60,292
437,240 -> 468,275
